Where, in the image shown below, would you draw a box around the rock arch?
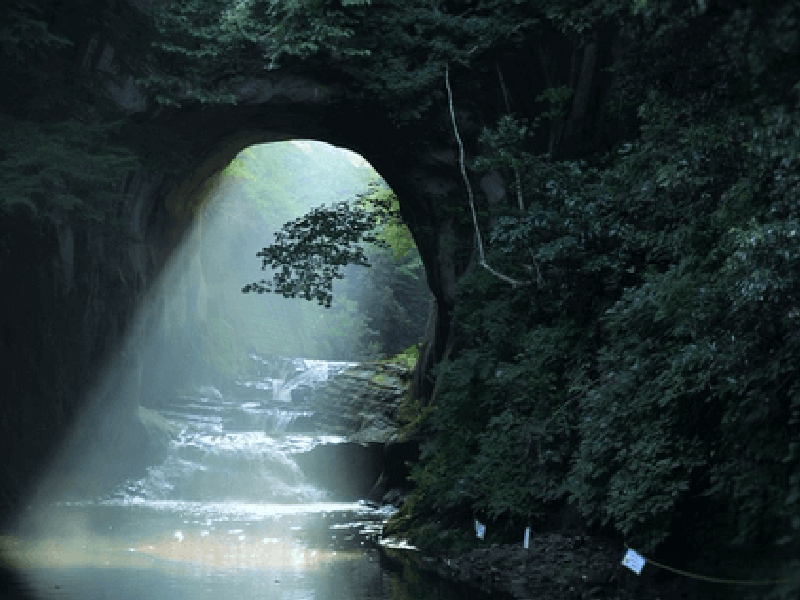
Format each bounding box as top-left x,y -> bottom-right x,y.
132,74 -> 467,405
0,0 -> 613,515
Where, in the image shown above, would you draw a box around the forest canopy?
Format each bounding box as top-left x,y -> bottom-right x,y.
2,0 -> 798,596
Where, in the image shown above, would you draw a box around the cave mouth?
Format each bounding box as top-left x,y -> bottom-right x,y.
18,137 -> 431,506
1,139 -> 433,600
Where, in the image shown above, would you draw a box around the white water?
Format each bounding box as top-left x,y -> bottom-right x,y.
1,357 -> 450,600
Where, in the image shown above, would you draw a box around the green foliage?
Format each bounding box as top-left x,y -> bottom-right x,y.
396,3 -> 800,587
0,2 -> 73,65
361,187 -> 417,260
388,343 -> 420,370
0,116 -> 139,227
536,86 -> 575,121
135,0 -> 372,106
339,0 -> 540,125
242,196 -> 388,307
473,114 -> 536,196
348,230 -> 432,356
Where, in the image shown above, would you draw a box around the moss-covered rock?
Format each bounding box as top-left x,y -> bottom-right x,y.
290,360 -> 411,443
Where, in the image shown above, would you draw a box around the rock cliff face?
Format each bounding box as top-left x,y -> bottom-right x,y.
288,360 -> 418,503
0,0 -> 609,519
287,361 -> 410,443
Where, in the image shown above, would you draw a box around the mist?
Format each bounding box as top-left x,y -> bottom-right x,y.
4,140 -> 430,565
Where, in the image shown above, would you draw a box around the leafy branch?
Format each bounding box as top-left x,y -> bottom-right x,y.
242,191 -> 391,307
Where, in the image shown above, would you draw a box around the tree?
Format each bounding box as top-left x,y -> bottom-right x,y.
241,183 -> 394,307
383,2 -> 800,594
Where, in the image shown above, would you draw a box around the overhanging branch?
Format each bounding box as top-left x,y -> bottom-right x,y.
445,63 -> 532,289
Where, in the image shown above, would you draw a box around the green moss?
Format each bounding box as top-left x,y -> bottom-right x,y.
396,392 -> 434,442
386,343 -> 420,370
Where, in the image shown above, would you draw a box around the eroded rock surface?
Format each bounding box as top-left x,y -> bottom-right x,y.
284,359 -> 417,503
286,360 -> 411,443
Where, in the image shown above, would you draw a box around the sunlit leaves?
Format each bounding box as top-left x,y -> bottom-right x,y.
242,199 -> 388,307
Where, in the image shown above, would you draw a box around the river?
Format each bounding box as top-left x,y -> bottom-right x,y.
0,358 -> 479,600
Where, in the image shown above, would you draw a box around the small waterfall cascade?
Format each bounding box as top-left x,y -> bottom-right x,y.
105,356 -> 357,506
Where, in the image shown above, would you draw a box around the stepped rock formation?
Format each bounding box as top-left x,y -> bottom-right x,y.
288,361 -> 410,443
289,360 -> 418,504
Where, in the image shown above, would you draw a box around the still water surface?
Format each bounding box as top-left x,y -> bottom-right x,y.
2,500 -> 427,600
1,359 -> 479,600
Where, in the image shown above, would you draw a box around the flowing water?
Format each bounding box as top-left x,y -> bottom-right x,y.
0,358 -> 479,600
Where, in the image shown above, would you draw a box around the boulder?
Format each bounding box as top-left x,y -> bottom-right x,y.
290,385 -> 316,404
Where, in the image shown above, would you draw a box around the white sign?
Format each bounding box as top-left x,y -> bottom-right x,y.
524,526 -> 530,549
621,548 -> 646,575
475,520 -> 486,540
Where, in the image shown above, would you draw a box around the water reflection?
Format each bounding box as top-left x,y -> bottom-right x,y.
0,362 -> 486,600
1,502 -> 400,600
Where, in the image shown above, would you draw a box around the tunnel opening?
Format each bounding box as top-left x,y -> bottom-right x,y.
0,138 -> 434,600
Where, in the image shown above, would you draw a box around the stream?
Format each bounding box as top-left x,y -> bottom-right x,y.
0,358 -> 479,600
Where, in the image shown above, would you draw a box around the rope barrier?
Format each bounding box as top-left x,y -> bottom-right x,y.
628,549 -> 794,585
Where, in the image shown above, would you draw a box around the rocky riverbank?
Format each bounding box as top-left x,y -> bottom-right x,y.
283,359 -> 411,443
378,533 -> 707,600
266,357 -> 418,503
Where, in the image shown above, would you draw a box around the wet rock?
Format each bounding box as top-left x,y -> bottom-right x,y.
282,413 -> 323,433
232,381 -> 274,402
196,385 -> 224,400
305,360 -> 411,442
290,385 -> 315,404
379,488 -> 409,507
293,441 -> 384,501
137,405 -> 181,449
290,362 -> 419,502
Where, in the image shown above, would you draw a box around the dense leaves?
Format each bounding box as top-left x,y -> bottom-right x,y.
136,0 -> 372,106
242,185 -> 393,307
0,1 -> 142,234
0,116 -> 139,226
382,2 -> 800,593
